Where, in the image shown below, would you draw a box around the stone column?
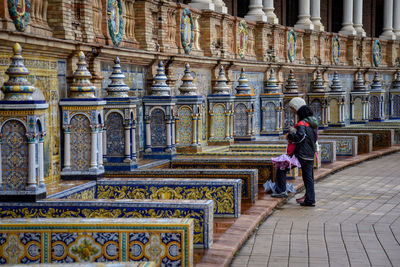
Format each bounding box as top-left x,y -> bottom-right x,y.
363,100 -> 369,120
311,0 -> 324,31
98,127 -> 103,168
166,120 -> 172,151
172,119 -> 176,148
263,0 -> 278,24
394,0 -> 400,39
380,0 -> 396,40
63,127 -> 71,170
339,0 -> 356,35
353,0 -> 366,37
245,0 -> 268,22
225,112 -> 230,139
295,0 -> 314,30
131,123 -> 137,160
192,115 -> 197,145
145,117 -> 151,153
27,135 -> 37,190
90,127 -> 98,169
189,0 -> 215,11
38,133 -> 45,188
102,128 -> 107,158
124,126 -> 131,161
0,139 -> 3,190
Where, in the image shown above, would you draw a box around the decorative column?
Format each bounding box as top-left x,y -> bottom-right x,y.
394,0 -> 400,39
350,72 -> 370,124
97,127 -> 103,169
0,43 -> 48,201
245,0 -> 268,22
131,122 -> 137,159
176,63 -> 204,153
263,0 -> 278,24
104,57 -> 138,171
143,61 -> 176,159
380,0 -> 396,40
311,0 -> 324,31
38,133 -> 45,188
328,71 -> 346,127
189,0 -> 215,11
60,51 -> 105,179
369,72 -> 385,121
295,0 -> 314,30
283,70 -> 303,131
260,68 -> 284,136
339,0 -> 356,35
208,65 -> 235,146
389,72 -> 400,119
353,0 -> 366,37
307,70 -> 329,128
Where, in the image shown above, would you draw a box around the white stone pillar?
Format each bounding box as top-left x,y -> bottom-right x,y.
295,0 -> 314,30
353,0 -> 366,37
394,0 -> 400,39
263,0 -> 278,24
380,0 -> 396,40
145,119 -> 152,153
27,136 -> 37,190
90,127 -> 98,169
245,0 -> 268,22
166,121 -> 172,151
339,0 -> 356,35
192,116 -> 197,145
102,128 -> 107,158
98,127 -> 103,168
63,128 -> 71,170
189,0 -> 215,11
311,0 -> 324,31
124,126 -> 131,161
38,133 -> 45,188
225,112 -> 230,139
131,123 -> 136,160
214,0 -> 227,13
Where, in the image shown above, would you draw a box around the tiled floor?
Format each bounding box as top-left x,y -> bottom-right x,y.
231,151 -> 400,267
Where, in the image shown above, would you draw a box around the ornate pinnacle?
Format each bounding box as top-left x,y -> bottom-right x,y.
330,71 -> 343,91
311,70 -> 326,92
106,57 -> 130,98
1,43 -> 36,100
69,51 -> 96,98
264,68 -> 280,94
285,69 -> 299,93
213,65 -> 231,94
150,61 -> 171,96
179,63 -> 198,96
370,72 -> 383,91
235,67 -> 252,95
353,71 -> 367,91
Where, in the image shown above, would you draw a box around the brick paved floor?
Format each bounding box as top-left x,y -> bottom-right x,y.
231,152 -> 400,267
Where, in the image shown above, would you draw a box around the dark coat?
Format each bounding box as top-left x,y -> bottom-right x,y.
288,116 -> 318,161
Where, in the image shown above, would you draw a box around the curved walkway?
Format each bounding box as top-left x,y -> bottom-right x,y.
231,152 -> 400,267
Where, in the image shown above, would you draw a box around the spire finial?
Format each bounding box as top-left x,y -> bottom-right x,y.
235,67 -> 252,95
69,51 -> 96,98
106,56 -> 130,98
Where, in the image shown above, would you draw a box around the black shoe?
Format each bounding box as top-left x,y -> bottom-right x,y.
271,192 -> 288,198
300,202 -> 315,207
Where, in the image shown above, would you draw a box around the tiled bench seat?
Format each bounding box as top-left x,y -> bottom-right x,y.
320,132 -> 372,154
0,218 -> 192,266
319,140 -> 337,163
318,135 -> 358,157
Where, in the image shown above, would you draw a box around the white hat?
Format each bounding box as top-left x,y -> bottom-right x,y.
288,97 -> 306,111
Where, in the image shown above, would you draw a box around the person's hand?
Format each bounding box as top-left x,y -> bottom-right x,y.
289,126 -> 296,133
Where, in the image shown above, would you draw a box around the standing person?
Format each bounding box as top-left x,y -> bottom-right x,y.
287,97 -> 318,206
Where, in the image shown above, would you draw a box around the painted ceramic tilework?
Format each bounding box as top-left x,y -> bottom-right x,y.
101,62 -> 147,97
212,104 -> 226,140
284,100 -> 294,128
394,95 -> 400,117
106,112 -> 125,157
353,98 -> 363,121
320,142 -> 334,163
1,120 -> 27,190
0,218 -> 192,267
9,263 -> 156,267
47,182 -> 97,200
174,67 -> 212,99
232,71 -> 263,134
0,53 -> 60,184
150,109 -> 167,147
0,199 -> 212,248
335,139 -> 353,156
104,169 -> 258,203
234,103 -> 247,137
70,114 -> 91,171
263,102 -> 276,132
310,99 -> 322,125
177,107 -> 192,146
370,95 -> 379,118
329,99 -> 339,124
327,73 -> 354,124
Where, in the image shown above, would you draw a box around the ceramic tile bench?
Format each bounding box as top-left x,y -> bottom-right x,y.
318,140 -> 337,163
366,123 -> 400,144
318,135 -> 358,157
320,132 -> 373,154
105,169 -> 258,203
229,144 -> 287,152
170,158 -> 297,185
49,179 -> 242,218
0,199 -> 213,248
9,263 -> 156,267
324,128 -> 394,150
0,218 -> 191,266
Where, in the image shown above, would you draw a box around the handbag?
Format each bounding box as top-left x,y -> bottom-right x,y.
287,141 -> 296,156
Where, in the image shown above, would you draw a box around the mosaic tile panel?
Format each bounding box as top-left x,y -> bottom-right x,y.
104,169 -> 258,203
353,98 -> 363,121
263,102 -> 277,132
70,114 -> 91,171
150,109 -> 167,147
325,129 -> 394,149
0,218 -> 192,266
320,136 -> 356,156
0,199 -> 212,248
310,99 -> 322,125
329,99 -> 339,124
284,100 -> 294,128
212,104 -> 226,140
1,120 -> 27,190
370,95 -> 379,118
319,141 -> 336,163
394,95 -> 400,117
327,73 -> 354,124
177,107 -> 192,146
106,112 -> 125,157
234,103 -> 247,137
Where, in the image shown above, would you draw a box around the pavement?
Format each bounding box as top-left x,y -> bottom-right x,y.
231,151 -> 400,267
